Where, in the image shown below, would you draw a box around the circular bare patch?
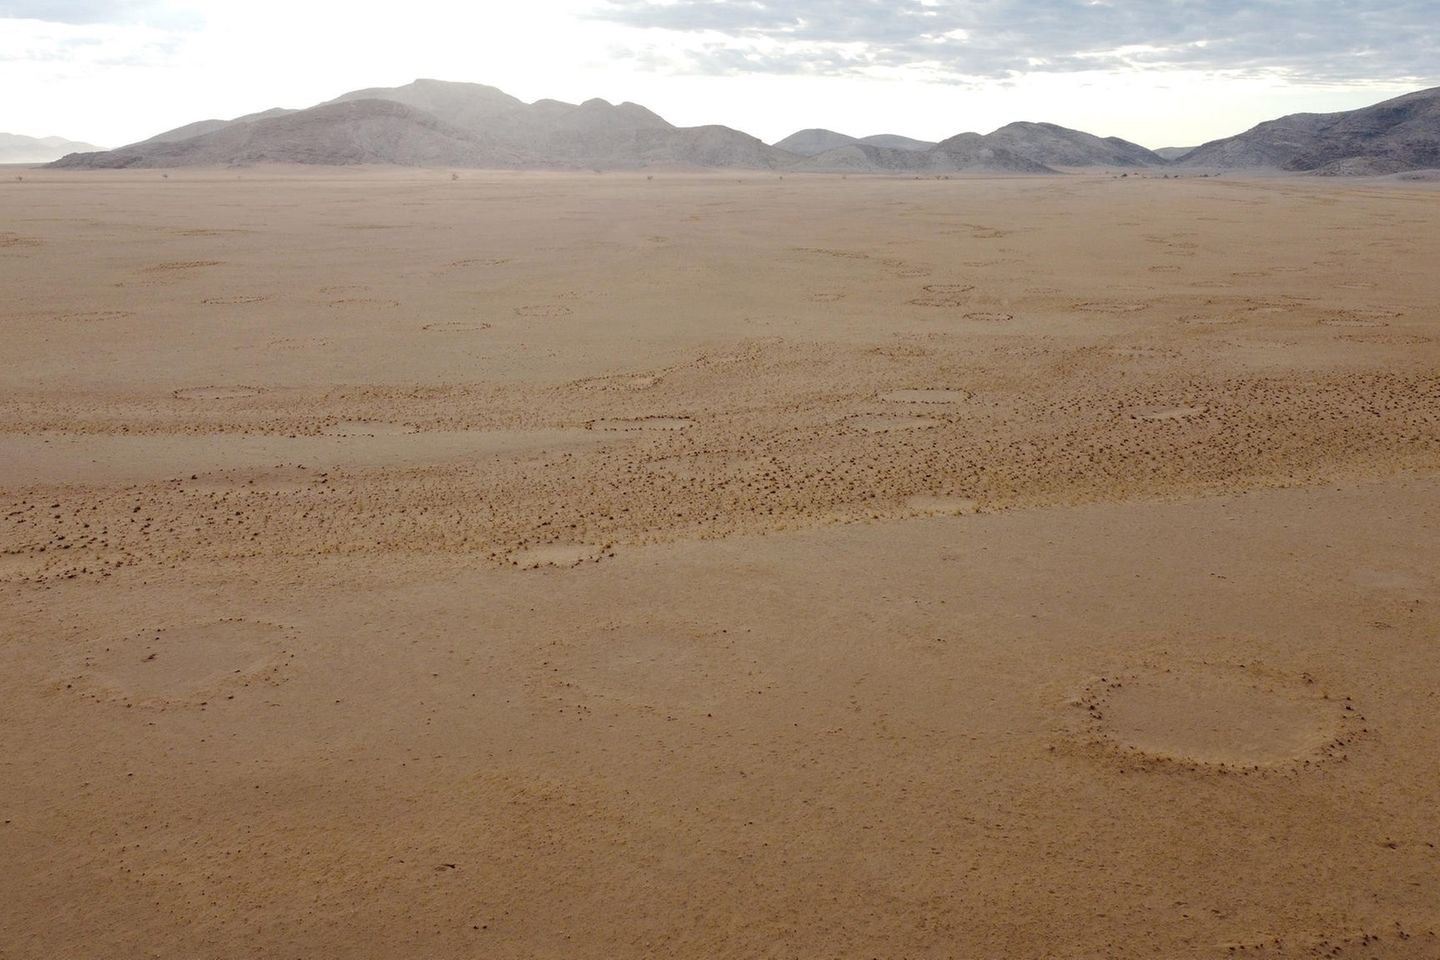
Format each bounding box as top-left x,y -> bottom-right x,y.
1107,346 -> 1179,360
328,298 -> 400,309
905,495 -> 979,516
183,466 -> 319,493
1071,663 -> 1359,771
173,385 -> 264,400
847,415 -> 944,433
514,304 -> 572,319
1321,316 -> 1388,328
266,336 -> 330,351
63,619 -> 294,707
320,420 -> 415,437
202,296 -> 268,305
1337,333 -> 1431,346
1075,301 -> 1149,313
507,543 -> 604,569
54,310 -> 133,322
879,389 -> 972,404
0,553 -> 47,583
1179,315 -> 1242,326
144,260 -> 223,272
576,374 -> 661,392
446,257 -> 510,268
588,416 -> 691,432
422,320 -> 492,333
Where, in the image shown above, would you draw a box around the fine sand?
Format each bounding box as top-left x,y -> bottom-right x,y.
2,168 -> 1439,959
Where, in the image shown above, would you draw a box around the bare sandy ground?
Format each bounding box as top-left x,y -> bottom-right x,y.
2,168 -> 1438,958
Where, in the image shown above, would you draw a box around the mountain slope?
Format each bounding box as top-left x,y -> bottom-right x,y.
793,143 -> 934,173
793,135 -> 1056,174
52,79 -> 793,171
326,78 -> 783,167
773,129 -> 935,156
1154,146 -> 1196,161
0,133 -> 103,163
930,132 -> 1058,173
858,134 -> 935,151
51,79 -> 1439,174
985,122 -> 1165,168
328,79 -> 528,135
1178,86 -> 1440,172
135,108 -> 297,147
51,100 -> 520,169
794,123 -> 1154,174
773,128 -> 862,156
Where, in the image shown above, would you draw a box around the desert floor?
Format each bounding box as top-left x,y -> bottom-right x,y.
2,168 -> 1438,959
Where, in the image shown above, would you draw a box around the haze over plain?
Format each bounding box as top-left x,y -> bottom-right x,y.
4,3 -> 1440,959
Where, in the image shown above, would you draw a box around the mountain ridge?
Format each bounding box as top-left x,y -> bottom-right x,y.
1,132 -> 104,163
53,80 -> 791,171
1177,87 -> 1440,172
49,79 -> 1440,175
772,129 -> 937,156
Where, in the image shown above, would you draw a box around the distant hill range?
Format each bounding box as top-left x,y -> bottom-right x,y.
47,80 -> 1440,175
1154,146 -> 1197,161
772,121 -> 1164,173
773,129 -> 936,155
50,80 -> 786,172
1176,87 -> 1440,174
2,133 -> 103,164
47,79 -> 1161,174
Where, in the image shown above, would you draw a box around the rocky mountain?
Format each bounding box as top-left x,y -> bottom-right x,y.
1154,146 -> 1196,161
51,79 -> 1438,175
773,128 -> 864,156
52,79 -> 791,171
794,123 -> 1161,174
790,143 -> 932,173
931,132 -> 1065,173
984,122 -> 1165,168
859,134 -> 935,151
0,133 -> 103,163
51,99 -> 515,169
136,108 -> 297,146
772,128 -> 935,156
1177,86 -> 1440,172
328,80 -> 527,133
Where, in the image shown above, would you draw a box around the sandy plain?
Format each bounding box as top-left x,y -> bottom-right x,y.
1,168 -> 1439,959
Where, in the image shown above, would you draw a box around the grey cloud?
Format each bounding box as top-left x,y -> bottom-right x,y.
0,0 -> 198,27
2,1 -> 141,23
594,0 -> 1440,84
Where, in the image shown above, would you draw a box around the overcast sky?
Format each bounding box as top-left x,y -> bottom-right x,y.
2,0 -> 1435,149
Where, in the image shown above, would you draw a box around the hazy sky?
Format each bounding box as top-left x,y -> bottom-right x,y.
2,0 -> 1436,149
